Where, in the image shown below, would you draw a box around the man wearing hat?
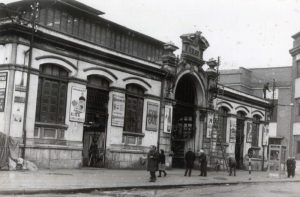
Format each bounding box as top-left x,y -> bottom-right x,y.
199,149 -> 207,176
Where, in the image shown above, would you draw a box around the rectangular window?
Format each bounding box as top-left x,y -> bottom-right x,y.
90,24 -> 96,42
297,61 -> 300,77
46,9 -> 54,27
60,12 -> 67,33
85,21 -> 91,40
72,17 -> 79,36
115,33 -> 121,51
78,18 -> 85,38
53,9 -> 61,30
297,141 -> 300,153
124,96 -> 144,133
38,9 -> 47,25
95,25 -> 101,45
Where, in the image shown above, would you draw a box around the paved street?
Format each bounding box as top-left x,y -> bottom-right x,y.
11,182 -> 300,197
0,168 -> 299,195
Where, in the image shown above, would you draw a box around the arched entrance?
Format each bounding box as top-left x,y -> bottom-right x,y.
83,75 -> 109,167
172,75 -> 197,168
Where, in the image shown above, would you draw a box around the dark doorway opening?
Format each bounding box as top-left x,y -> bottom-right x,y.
172,75 -> 196,168
235,111 -> 246,169
83,76 -> 109,167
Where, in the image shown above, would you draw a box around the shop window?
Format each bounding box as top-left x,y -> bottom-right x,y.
35,64 -> 68,125
218,107 -> 229,142
252,115 -> 261,147
124,84 -> 144,133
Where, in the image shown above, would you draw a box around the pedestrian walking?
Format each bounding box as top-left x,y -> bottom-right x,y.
287,157 -> 293,178
184,148 -> 196,177
228,156 -> 237,176
199,149 -> 207,176
158,149 -> 167,177
291,157 -> 296,178
147,145 -> 159,182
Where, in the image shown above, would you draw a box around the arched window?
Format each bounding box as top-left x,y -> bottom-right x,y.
35,64 -> 68,124
218,107 -> 229,142
124,84 -> 145,133
252,115 -> 261,147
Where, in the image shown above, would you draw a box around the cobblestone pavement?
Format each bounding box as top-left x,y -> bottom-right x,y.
0,168 -> 299,195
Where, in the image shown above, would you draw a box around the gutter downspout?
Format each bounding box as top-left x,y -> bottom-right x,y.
21,0 -> 38,159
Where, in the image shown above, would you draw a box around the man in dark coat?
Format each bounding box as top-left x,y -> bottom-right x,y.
199,149 -> 207,176
286,157 -> 293,178
147,145 -> 159,182
228,156 -> 237,176
291,157 -> 296,178
184,148 -> 196,177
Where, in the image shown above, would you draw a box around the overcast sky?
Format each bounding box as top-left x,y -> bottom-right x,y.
3,0 -> 300,69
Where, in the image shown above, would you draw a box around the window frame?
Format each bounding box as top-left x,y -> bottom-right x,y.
35,64 -> 69,126
252,115 -> 261,147
123,84 -> 145,134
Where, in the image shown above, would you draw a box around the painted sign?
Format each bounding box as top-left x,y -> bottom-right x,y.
206,112 -> 214,138
70,86 -> 86,122
163,105 -> 172,133
146,102 -> 159,131
229,119 -> 237,143
0,72 -> 7,112
111,94 -> 125,127
246,122 -> 253,143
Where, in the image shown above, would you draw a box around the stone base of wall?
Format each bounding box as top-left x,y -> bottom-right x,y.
106,144 -> 149,169
22,145 -> 82,169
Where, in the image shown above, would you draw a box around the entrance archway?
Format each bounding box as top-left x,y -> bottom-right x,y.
172,75 -> 198,168
83,75 -> 109,167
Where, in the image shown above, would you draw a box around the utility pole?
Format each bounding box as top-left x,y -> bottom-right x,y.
21,0 -> 39,159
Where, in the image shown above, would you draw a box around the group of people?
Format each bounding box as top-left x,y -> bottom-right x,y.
286,157 -> 296,178
184,148 -> 207,177
147,145 -> 167,182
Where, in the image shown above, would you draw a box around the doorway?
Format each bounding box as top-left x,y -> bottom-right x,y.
235,111 -> 246,169
172,75 -> 196,168
83,76 -> 109,167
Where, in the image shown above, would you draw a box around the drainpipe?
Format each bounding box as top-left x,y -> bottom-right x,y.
21,0 -> 39,159
157,72 -> 168,151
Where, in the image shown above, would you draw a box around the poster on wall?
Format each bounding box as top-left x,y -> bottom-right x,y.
69,86 -> 86,123
163,105 -> 172,133
146,102 -> 159,131
111,94 -> 125,127
0,72 -> 7,112
206,112 -> 214,138
262,124 -> 269,146
229,119 -> 236,143
246,122 -> 253,143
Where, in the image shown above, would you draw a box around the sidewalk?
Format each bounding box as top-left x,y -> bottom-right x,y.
0,168 -> 299,195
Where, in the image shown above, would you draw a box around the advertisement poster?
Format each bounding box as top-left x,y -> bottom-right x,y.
111,94 -> 125,127
229,119 -> 236,143
70,86 -> 86,122
146,102 -> 159,131
0,72 -> 7,112
163,105 -> 172,133
262,124 -> 269,146
246,122 -> 253,143
206,112 -> 214,138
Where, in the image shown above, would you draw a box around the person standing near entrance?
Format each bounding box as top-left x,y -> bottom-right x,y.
199,149 -> 207,176
158,149 -> 167,177
147,145 -> 159,182
184,148 -> 196,177
228,156 -> 237,176
88,137 -> 99,167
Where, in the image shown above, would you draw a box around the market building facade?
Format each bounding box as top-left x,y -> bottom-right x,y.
0,0 -> 270,170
